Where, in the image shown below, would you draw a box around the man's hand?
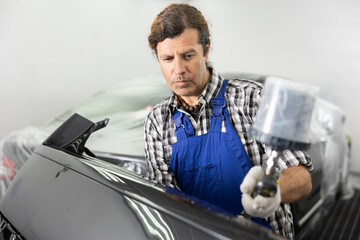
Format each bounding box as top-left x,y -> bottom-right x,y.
240,166 -> 281,218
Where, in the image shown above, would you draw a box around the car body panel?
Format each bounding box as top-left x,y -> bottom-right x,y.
0,145 -> 284,240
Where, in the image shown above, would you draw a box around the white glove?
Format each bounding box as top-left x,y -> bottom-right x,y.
240,166 -> 281,218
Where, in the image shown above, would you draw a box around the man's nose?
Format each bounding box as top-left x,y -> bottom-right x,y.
173,56 -> 186,75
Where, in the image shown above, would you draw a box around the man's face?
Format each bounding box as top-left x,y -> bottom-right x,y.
156,28 -> 210,101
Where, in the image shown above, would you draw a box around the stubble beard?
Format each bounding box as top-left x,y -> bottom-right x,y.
170,73 -> 194,95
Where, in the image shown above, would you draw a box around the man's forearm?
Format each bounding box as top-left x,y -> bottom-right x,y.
278,165 -> 312,203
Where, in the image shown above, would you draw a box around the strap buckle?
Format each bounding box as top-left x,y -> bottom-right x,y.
210,97 -> 226,119
175,123 -> 185,131
210,97 -> 226,107
173,112 -> 185,130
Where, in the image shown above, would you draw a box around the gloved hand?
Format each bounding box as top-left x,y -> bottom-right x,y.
240,166 -> 281,218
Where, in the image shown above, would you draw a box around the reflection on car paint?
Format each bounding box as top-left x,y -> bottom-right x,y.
82,160 -> 126,184
124,196 -> 175,240
93,151 -> 148,177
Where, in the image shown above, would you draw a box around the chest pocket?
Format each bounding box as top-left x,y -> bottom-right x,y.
180,154 -> 220,173
178,154 -> 223,205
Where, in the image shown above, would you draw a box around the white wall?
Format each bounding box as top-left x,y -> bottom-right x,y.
1,0 -> 359,172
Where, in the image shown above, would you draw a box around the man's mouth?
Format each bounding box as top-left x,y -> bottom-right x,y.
175,80 -> 189,87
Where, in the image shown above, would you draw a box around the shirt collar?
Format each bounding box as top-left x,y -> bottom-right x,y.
200,67 -> 224,104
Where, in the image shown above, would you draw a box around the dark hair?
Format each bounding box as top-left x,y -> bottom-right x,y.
148,4 -> 210,56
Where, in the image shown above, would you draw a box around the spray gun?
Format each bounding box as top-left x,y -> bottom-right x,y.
250,76 -> 318,198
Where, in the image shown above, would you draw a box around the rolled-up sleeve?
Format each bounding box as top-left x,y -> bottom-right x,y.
278,149 -> 313,172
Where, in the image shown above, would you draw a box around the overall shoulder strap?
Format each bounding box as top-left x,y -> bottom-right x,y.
218,79 -> 228,97
210,79 -> 228,119
172,110 -> 194,139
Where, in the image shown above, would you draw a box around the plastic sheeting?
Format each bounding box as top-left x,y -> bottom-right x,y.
310,98 -> 353,207
0,127 -> 48,198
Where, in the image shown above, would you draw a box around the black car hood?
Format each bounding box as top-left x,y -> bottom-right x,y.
0,113 -> 284,240
0,145 -> 284,240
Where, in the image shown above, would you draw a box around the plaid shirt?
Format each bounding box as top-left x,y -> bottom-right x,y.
144,68 -> 313,239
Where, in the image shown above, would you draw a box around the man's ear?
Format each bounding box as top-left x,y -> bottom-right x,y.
204,41 -> 211,61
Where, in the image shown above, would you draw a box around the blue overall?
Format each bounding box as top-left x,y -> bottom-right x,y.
170,80 -> 272,229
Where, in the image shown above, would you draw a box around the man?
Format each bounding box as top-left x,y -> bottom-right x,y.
144,3 -> 312,239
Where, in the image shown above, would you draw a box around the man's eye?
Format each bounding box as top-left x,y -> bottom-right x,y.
163,57 -> 173,62
185,54 -> 194,59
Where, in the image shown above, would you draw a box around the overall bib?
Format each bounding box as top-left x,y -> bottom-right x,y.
170,80 -> 272,229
